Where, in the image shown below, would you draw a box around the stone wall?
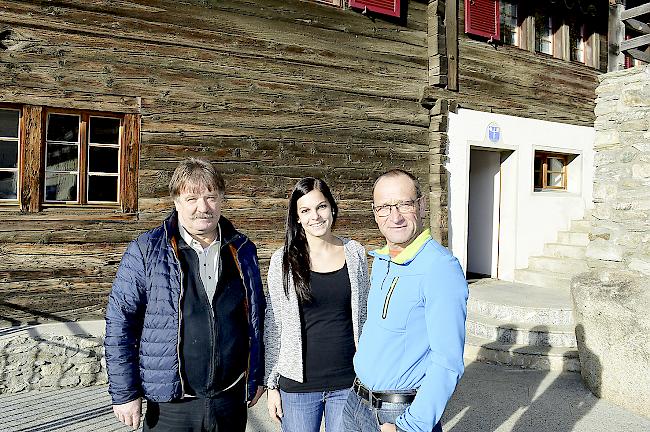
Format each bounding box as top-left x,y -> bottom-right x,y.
572,64 -> 650,418
0,323 -> 107,394
590,65 -> 650,270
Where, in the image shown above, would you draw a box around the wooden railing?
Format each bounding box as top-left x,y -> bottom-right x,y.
609,1 -> 650,71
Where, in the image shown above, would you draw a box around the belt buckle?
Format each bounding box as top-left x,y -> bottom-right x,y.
368,389 -> 382,409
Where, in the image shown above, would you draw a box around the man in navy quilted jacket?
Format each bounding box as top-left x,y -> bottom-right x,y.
105,158 -> 266,431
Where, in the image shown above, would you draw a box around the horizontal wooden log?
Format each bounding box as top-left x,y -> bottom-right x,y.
620,33 -> 650,51
621,3 -> 650,21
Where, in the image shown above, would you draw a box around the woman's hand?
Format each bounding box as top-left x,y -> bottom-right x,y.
267,388 -> 283,423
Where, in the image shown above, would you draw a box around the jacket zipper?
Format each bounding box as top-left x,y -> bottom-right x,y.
382,276 -> 399,319
168,232 -> 187,396
229,240 -> 251,401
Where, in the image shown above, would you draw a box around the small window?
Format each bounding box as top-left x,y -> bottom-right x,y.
569,21 -> 585,62
534,152 -> 567,190
0,108 -> 20,201
44,111 -> 122,205
534,13 -> 553,55
500,1 -> 519,46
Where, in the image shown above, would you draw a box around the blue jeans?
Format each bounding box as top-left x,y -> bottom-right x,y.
279,388 -> 350,432
342,389 -> 443,432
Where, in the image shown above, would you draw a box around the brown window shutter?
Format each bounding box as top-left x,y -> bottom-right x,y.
465,0 -> 500,40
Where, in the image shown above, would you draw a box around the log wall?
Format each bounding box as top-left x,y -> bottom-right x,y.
0,0 -> 429,324
424,0 -> 604,127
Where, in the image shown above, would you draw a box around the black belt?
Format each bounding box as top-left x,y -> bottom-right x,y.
353,378 -> 416,408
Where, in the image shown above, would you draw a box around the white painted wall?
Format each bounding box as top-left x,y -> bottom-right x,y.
446,109 -> 594,281
466,150 -> 501,277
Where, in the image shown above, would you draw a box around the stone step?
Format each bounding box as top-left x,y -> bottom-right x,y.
544,243 -> 587,259
464,335 -> 580,372
466,311 -> 577,348
556,231 -> 590,247
527,256 -> 589,274
570,219 -> 591,233
468,280 -> 575,325
514,269 -> 571,290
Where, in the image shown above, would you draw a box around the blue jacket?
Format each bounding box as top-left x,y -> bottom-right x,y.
354,229 -> 468,432
105,211 -> 265,404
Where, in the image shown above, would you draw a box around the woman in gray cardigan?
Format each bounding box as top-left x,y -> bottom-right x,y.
264,177 -> 370,432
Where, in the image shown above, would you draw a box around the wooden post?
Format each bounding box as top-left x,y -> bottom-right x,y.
445,0 -> 458,91
20,105 -> 43,213
120,113 -> 140,214
608,0 -> 626,72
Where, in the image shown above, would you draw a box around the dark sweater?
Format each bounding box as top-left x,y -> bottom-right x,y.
177,233 -> 249,398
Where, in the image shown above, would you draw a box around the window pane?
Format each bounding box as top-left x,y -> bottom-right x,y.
46,143 -> 78,172
0,109 -> 19,138
548,172 -> 563,187
548,157 -> 564,171
89,117 -> 120,145
534,156 -> 542,172
47,114 -> 79,143
89,146 -> 119,173
570,21 -> 584,62
88,175 -> 118,202
535,14 -> 553,54
500,2 -> 518,46
0,171 -> 17,200
45,173 -> 77,201
0,140 -> 19,168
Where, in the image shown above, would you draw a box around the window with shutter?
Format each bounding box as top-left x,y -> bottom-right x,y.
465,0 -> 500,40
348,0 -> 401,19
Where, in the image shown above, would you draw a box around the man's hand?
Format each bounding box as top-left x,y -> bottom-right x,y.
112,398 -> 142,430
266,388 -> 283,423
380,423 -> 397,432
248,385 -> 265,408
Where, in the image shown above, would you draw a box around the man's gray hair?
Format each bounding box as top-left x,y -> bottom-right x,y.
169,158 -> 225,199
373,169 -> 422,199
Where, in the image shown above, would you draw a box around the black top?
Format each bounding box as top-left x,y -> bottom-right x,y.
280,264 -> 356,393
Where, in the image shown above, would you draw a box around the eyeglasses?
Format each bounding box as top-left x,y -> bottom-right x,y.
372,197 -> 421,217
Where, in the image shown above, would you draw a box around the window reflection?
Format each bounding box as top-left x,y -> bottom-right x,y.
45,173 -> 78,202
89,117 -> 120,145
88,176 -> 118,202
0,109 -> 19,138
47,114 -> 80,143
0,172 -> 17,200
89,146 -> 119,173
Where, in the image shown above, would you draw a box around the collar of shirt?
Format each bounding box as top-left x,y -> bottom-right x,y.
178,221 -> 222,306
178,222 -> 221,253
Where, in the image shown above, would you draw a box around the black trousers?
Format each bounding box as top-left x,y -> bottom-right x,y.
143,381 -> 247,432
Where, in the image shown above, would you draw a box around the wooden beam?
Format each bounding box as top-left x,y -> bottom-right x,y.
20,105 -> 43,213
621,3 -> 650,21
445,0 -> 458,91
621,33 -> 650,51
624,18 -> 650,35
120,113 -> 140,214
608,1 -> 626,72
627,48 -> 650,63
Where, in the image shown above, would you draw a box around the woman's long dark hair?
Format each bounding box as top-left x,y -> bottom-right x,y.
282,177 -> 339,303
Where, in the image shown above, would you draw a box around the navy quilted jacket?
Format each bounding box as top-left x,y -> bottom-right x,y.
105,211 -> 265,404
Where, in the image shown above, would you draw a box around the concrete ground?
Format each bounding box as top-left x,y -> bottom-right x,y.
2,361 -> 649,432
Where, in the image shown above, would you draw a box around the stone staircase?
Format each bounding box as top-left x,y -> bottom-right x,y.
513,218 -> 590,289
464,279 -> 580,372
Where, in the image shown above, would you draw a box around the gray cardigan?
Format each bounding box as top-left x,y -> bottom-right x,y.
264,238 -> 370,388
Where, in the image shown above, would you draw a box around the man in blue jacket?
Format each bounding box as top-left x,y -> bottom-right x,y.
105,158 -> 265,431
343,169 -> 468,432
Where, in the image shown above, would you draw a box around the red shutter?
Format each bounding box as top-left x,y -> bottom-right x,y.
348,0 -> 401,18
465,0 -> 500,40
